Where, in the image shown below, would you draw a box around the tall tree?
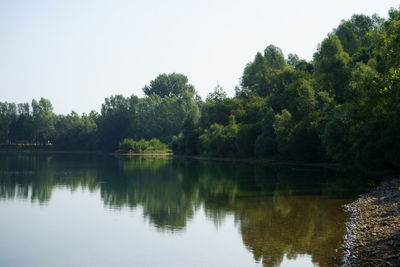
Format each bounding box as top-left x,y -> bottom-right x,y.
0,102 -> 17,143
31,98 -> 55,144
241,45 -> 287,97
143,73 -> 196,98
313,34 -> 351,103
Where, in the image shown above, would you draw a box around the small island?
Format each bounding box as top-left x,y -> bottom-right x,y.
116,138 -> 172,155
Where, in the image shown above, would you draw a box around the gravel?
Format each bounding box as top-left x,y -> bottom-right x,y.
343,178 -> 400,266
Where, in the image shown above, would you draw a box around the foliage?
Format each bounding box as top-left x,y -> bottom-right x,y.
199,116 -> 239,156
313,34 -> 351,103
118,138 -> 168,153
143,73 -> 196,98
236,123 -> 261,156
53,111 -> 98,150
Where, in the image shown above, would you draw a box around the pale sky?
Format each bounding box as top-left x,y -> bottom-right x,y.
0,0 -> 398,114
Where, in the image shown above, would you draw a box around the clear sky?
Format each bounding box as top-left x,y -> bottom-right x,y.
0,0 -> 399,114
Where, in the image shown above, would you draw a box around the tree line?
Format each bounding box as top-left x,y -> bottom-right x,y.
1,7 -> 399,169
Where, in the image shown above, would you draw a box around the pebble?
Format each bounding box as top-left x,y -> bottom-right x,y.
343,178 -> 400,266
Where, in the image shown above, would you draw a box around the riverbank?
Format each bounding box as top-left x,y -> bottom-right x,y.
0,148 -> 340,168
0,148 -> 394,176
0,148 -> 383,174
0,144 -> 55,151
343,178 -> 400,266
0,146 -> 172,156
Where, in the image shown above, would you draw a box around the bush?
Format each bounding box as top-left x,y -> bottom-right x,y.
118,138 -> 169,153
198,116 -> 238,156
118,138 -> 136,152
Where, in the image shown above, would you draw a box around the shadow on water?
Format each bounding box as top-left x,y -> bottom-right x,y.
0,153 -> 379,266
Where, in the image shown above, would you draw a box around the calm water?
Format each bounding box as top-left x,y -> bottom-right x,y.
0,153 -> 378,267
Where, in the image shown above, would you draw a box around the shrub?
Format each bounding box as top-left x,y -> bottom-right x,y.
118,138 -> 168,153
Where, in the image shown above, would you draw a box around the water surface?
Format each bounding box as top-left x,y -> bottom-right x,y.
0,154 -> 377,266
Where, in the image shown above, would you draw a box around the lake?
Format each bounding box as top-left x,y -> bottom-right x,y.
0,153 -> 377,267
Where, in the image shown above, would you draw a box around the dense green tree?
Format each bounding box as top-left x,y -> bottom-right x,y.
143,73 -> 196,98
200,86 -> 238,129
254,107 -> 277,157
0,102 -> 17,143
287,53 -> 299,67
313,34 -> 351,103
263,45 -> 287,70
334,14 -> 381,56
9,103 -> 34,143
241,45 -> 287,97
235,96 -> 266,124
53,111 -> 98,150
199,115 -> 239,156
98,95 -> 130,151
206,84 -> 227,102
31,98 -> 55,144
236,123 -> 261,156
180,116 -> 201,155
95,73 -> 200,151
273,109 -> 294,156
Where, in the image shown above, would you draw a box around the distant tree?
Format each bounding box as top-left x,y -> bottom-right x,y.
206,85 -> 228,102
287,53 -> 299,67
98,95 -> 130,150
263,45 -> 286,70
53,111 -> 98,150
31,98 -> 55,144
9,103 -> 33,143
143,73 -> 196,98
0,102 -> 17,143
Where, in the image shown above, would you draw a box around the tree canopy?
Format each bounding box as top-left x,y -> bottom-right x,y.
143,73 -> 196,98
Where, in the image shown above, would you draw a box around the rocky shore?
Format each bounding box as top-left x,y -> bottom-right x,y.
343,178 -> 400,266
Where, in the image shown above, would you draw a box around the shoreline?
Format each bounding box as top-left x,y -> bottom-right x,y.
343,178 -> 400,266
1,150 -> 397,178
0,149 -> 338,167
0,149 -> 392,174
0,150 -> 173,156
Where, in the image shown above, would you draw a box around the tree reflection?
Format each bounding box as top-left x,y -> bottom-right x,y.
0,154 -> 378,266
231,196 -> 348,266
